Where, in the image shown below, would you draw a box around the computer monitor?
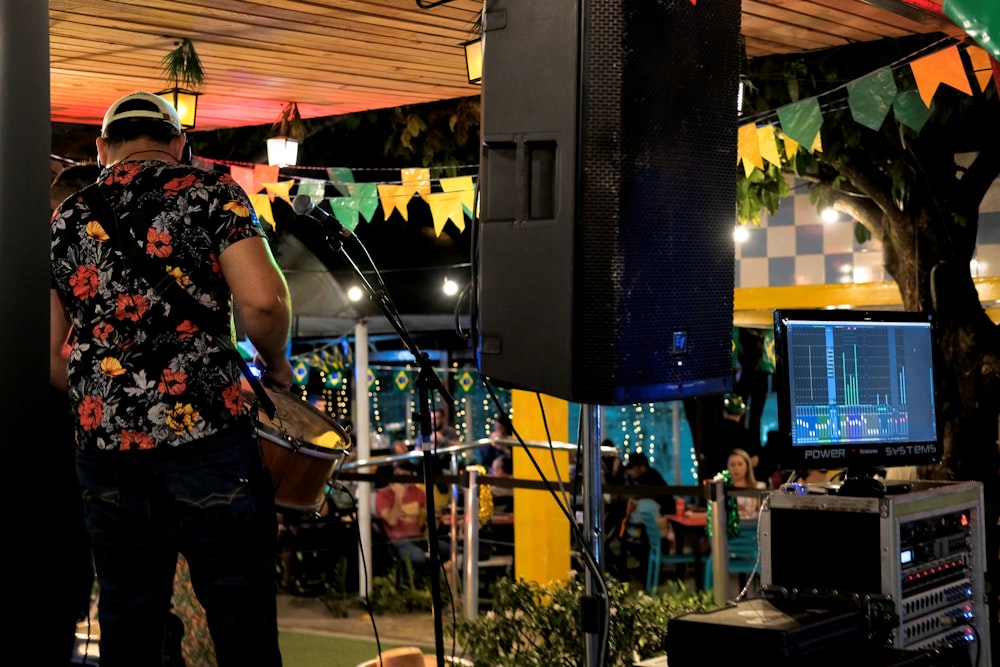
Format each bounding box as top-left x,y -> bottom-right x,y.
772,309 -> 941,495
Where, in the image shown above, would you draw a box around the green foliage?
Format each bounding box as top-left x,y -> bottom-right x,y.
159,38 -> 205,89
366,558 -> 442,615
737,162 -> 789,224
382,97 -> 481,174
449,575 -> 715,667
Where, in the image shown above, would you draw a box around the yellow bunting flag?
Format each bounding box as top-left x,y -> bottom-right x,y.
782,134 -> 799,159
248,194 -> 275,229
262,180 -> 294,205
811,131 -> 823,153
757,124 -> 782,168
909,45 -> 972,107
440,176 -> 476,218
400,168 -> 431,199
377,183 -> 411,221
228,165 -> 257,196
738,123 -> 763,177
425,191 -> 465,236
966,46 -> 995,92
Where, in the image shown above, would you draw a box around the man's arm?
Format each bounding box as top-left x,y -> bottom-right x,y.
219,236 -> 293,389
50,290 -> 71,393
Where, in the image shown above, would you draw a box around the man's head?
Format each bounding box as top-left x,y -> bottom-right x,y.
722,393 -> 746,421
624,452 -> 650,479
97,92 -> 186,164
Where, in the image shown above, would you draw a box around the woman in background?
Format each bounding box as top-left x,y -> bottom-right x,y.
727,448 -> 765,519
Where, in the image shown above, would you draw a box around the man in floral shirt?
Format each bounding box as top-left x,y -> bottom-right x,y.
50,91 -> 292,667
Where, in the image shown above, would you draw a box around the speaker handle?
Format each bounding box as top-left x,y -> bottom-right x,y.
516,138 -> 528,223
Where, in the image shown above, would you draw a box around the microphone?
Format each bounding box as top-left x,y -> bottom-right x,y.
291,194 -> 351,237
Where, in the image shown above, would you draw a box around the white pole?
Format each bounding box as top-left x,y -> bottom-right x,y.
354,318 -> 372,596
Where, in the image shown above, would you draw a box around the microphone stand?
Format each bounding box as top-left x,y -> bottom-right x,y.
318,229 -> 451,667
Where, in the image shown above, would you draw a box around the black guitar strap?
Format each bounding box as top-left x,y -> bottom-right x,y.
77,183 -> 277,420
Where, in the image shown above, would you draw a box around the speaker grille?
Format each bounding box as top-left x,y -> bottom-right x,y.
478,0 -> 740,405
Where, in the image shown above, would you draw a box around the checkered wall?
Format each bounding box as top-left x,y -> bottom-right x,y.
735,174 -> 1000,288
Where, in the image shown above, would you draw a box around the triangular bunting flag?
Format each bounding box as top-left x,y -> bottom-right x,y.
440,176 -> 476,217
328,196 -> 361,234
781,133 -> 799,159
248,194 -> 275,229
738,123 -> 764,176
229,165 -> 257,196
400,168 -> 431,199
326,167 -> 355,197
893,89 -> 935,132
296,178 -> 327,204
352,182 -> 380,223
377,183 -> 411,221
811,131 -> 823,153
909,45 -> 972,107
776,98 -> 823,152
758,125 -> 782,168
965,45 -> 996,92
847,67 -> 898,131
425,191 -> 465,235
262,180 -> 294,205
253,164 -> 280,196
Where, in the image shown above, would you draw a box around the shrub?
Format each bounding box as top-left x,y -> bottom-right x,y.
449,574 -> 714,666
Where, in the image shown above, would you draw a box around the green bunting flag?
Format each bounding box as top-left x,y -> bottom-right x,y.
292,358 -> 310,385
329,196 -> 361,233
776,98 -> 823,151
353,182 -> 380,222
847,67 -> 898,131
326,167 -> 355,197
457,370 -> 475,393
324,369 -> 343,389
394,369 -> 411,392
892,90 -> 935,132
760,329 -> 776,373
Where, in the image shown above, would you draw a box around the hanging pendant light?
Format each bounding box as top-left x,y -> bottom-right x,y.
156,39 -> 204,129
268,102 -> 306,167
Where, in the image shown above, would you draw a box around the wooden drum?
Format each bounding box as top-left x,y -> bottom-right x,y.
245,387 -> 352,513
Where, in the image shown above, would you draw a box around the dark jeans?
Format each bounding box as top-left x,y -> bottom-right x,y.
77,427 -> 281,667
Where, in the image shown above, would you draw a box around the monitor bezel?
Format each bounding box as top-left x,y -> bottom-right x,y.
771,308 -> 943,474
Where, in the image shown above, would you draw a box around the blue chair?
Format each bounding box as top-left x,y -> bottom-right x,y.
703,519 -> 759,590
634,501 -> 696,593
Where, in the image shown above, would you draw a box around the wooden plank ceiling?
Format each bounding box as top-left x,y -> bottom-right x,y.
50,0 -> 963,132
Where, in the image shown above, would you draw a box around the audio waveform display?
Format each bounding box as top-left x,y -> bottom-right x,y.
787,321 -> 935,445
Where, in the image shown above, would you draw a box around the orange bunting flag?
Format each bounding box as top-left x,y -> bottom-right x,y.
252,164 -> 280,197
909,45 -> 972,107
248,194 -> 275,230
400,168 -> 432,200
738,122 -> 763,176
228,165 -> 257,196
758,125 -> 782,168
377,183 -> 411,221
439,176 -> 476,218
262,180 -> 294,205
965,46 -> 995,92
424,191 -> 465,236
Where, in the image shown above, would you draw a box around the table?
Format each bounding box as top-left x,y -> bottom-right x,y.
667,511 -> 708,589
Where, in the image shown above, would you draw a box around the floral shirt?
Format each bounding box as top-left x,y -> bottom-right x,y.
50,160 -> 264,452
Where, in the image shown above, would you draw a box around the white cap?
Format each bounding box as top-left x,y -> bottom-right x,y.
101,92 -> 183,136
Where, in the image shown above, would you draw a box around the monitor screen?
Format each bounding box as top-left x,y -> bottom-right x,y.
772,309 -> 941,474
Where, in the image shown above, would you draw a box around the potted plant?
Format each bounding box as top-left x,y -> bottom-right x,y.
449,574 -> 715,666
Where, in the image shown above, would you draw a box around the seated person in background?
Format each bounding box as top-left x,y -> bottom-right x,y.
375,460 -> 449,571
726,448 -> 765,519
624,453 -> 676,517
490,454 -> 514,513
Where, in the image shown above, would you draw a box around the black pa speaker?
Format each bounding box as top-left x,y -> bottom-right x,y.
475,0 -> 742,405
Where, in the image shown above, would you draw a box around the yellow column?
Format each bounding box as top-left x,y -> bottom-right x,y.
511,390 -> 572,584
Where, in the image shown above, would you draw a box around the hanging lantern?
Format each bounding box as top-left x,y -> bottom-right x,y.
157,39 -> 204,130
268,102 -> 306,167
